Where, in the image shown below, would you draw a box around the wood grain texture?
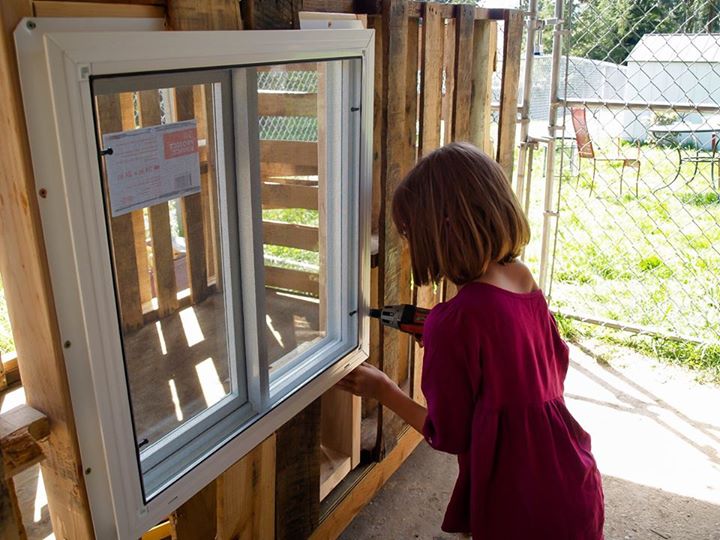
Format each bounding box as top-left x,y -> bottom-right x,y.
378,0 -> 411,457
174,86 -> 210,304
451,4 -> 475,141
262,182 -> 319,210
369,15 -> 383,236
264,266 -> 319,297
258,91 -> 317,117
320,388 -> 360,468
275,398 -> 321,540
470,19 -> 497,155
137,90 -> 180,317
418,2 -> 443,156
216,434 -> 276,540
263,220 -> 318,251
496,9 -> 523,181
261,140 -> 319,169
0,471 -> 23,540
171,480 -> 217,540
241,0 -> 302,29
308,428 -> 423,540
33,0 -> 165,18
441,17 -> 456,145
97,93 -> 146,331
167,0 -> 241,30
0,1 -> 94,537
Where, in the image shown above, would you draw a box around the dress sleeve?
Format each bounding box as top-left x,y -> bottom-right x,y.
421,308 -> 478,455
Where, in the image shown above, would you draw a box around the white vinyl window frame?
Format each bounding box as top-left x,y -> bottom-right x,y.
15,18 -> 373,539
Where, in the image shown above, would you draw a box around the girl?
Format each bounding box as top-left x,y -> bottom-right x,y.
337,142 -> 604,539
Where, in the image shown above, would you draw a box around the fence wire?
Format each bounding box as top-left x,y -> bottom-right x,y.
544,0 -> 720,345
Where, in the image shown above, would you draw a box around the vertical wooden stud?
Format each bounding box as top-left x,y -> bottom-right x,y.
451,4 -> 475,141
441,17 -> 456,145
171,481 -> 217,540
175,86 -> 210,305
275,399 -> 322,540
216,435 -> 276,540
470,20 -> 498,155
138,90 -> 180,317
496,10 -> 523,181
0,1 -> 94,537
97,93 -> 145,331
378,0 -> 410,456
419,2 -> 444,157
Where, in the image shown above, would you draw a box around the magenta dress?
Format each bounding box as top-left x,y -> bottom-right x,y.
421,282 -> 604,539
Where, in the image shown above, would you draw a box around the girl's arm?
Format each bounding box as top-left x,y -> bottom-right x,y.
336,363 -> 427,434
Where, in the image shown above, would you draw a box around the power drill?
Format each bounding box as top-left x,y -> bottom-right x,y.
369,304 -> 431,339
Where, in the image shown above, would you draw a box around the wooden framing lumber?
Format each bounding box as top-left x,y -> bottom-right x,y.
470,19 -> 497,155
33,1 -> 165,18
275,398 -> 321,540
441,17 -> 456,145
377,0 -> 410,457
263,220 -> 318,251
418,2 -> 443,156
496,9 -> 523,181
167,0 -> 241,31
264,266 -> 319,297
261,140 -> 319,169
258,91 -> 317,117
262,182 -> 319,210
451,4 -> 475,141
310,428 -> 423,540
137,90 -> 180,317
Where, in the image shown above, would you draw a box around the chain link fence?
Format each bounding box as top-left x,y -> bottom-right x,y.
540,0 -> 720,350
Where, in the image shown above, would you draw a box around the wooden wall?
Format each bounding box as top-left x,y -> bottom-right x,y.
0,1 -> 522,539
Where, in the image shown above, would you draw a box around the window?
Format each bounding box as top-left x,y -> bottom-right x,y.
16,18 -> 372,538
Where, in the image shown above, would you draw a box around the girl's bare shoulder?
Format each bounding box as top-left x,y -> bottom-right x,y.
476,260 -> 539,294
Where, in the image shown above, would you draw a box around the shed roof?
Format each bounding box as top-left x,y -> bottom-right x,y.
626,33 -> 720,63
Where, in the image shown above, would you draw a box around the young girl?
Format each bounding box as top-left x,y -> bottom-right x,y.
337,142 -> 604,539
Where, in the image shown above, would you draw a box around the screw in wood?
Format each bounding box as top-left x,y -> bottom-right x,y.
26,20 -> 36,30
38,188 -> 47,198
85,467 -> 92,475
63,341 -> 71,349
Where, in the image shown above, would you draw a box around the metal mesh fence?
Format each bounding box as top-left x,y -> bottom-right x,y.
257,69 -> 318,141
544,0 -> 720,345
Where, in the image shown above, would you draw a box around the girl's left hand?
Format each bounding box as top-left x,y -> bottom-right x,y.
336,363 -> 392,401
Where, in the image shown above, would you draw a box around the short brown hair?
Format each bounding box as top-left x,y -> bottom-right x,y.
392,142 -> 530,286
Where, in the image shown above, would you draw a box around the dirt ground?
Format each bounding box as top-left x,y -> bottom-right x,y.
341,341 -> 720,540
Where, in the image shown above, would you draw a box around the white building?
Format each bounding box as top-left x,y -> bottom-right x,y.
624,33 -> 720,148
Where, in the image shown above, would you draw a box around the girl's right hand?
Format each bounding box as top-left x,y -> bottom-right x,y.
335,363 -> 393,401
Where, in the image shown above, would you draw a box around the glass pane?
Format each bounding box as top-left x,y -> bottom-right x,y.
256,62 -> 332,373
93,75 -> 241,476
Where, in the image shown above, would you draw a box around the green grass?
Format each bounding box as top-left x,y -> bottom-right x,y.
523,142 -> 720,378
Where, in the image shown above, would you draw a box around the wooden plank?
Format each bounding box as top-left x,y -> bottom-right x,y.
470,19 -> 497,155
0,405 -> 49,444
256,62 -> 318,73
261,161 -> 318,178
275,398 -> 321,540
167,0 -> 241,30
1,11 -> 94,534
320,388 -> 360,468
418,2 -> 443,156
319,445 -> 351,501
171,480 -> 217,540
0,470 -> 23,540
97,93 -> 145,331
451,4 -> 475,141
240,0 -> 302,29
263,220 -> 318,251
378,0 -> 411,457
33,0 -> 165,18
257,91 -> 317,117
262,182 -> 318,210
216,434 -> 276,540
441,17 -> 456,145
496,10 -> 523,181
369,15 -> 383,236
173,86 -> 210,304
141,521 -> 172,540
309,428 -> 423,540
264,266 -> 319,297
137,90 -> 180,317
261,140 -> 319,169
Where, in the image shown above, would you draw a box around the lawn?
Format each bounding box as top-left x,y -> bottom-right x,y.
522,142 -> 720,381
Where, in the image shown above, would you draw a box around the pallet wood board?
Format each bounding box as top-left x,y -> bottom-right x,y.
496,9 -> 523,181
